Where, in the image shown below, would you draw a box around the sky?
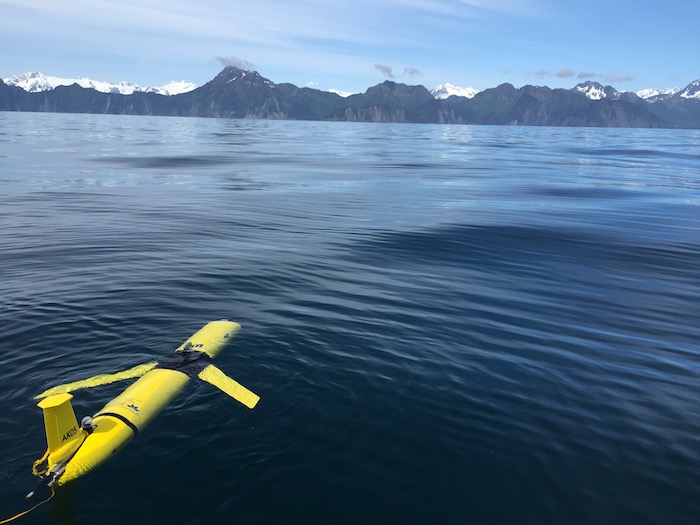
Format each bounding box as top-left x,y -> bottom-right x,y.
1,0 -> 698,94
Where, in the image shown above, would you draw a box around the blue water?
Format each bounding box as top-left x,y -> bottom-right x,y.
1,112 -> 700,524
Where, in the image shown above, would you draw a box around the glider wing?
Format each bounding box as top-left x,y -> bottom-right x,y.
35,362 -> 159,399
197,364 -> 260,409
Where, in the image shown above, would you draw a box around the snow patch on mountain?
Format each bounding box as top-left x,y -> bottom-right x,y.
431,83 -> 479,100
3,72 -> 197,96
328,88 -> 355,98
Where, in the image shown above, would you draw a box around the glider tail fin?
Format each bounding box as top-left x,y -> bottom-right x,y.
37,393 -> 82,458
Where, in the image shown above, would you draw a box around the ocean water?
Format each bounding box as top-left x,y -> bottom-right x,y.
1,111 -> 699,524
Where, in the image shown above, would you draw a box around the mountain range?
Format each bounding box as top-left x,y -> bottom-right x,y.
3,71 -> 197,96
2,67 -> 699,128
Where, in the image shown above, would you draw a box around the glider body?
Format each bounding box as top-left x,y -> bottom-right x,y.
32,320 -> 258,490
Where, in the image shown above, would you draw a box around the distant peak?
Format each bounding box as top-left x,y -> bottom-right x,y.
220,65 -> 250,74
431,83 -> 479,100
679,79 -> 700,100
572,81 -> 619,100
215,67 -> 273,87
636,86 -> 680,100
3,71 -> 55,93
7,71 -> 42,80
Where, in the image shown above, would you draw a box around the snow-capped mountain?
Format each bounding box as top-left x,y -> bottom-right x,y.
431,83 -> 479,100
155,80 -> 198,96
636,87 -> 680,100
572,81 -> 621,101
679,80 -> 700,100
3,71 -> 197,96
573,80 -> 699,102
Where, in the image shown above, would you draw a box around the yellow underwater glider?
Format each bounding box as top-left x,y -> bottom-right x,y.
28,320 -> 259,496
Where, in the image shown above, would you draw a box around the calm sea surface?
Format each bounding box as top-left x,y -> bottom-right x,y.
1,112 -> 699,524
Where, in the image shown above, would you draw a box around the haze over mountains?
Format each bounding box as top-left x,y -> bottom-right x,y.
2,67 -> 699,128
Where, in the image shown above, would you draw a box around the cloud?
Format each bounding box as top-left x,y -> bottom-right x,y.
374,64 -> 395,78
216,56 -> 255,70
557,68 -> 575,78
533,69 -> 635,85
578,71 -> 598,79
374,65 -> 422,79
577,71 -> 635,83
535,68 -> 574,79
